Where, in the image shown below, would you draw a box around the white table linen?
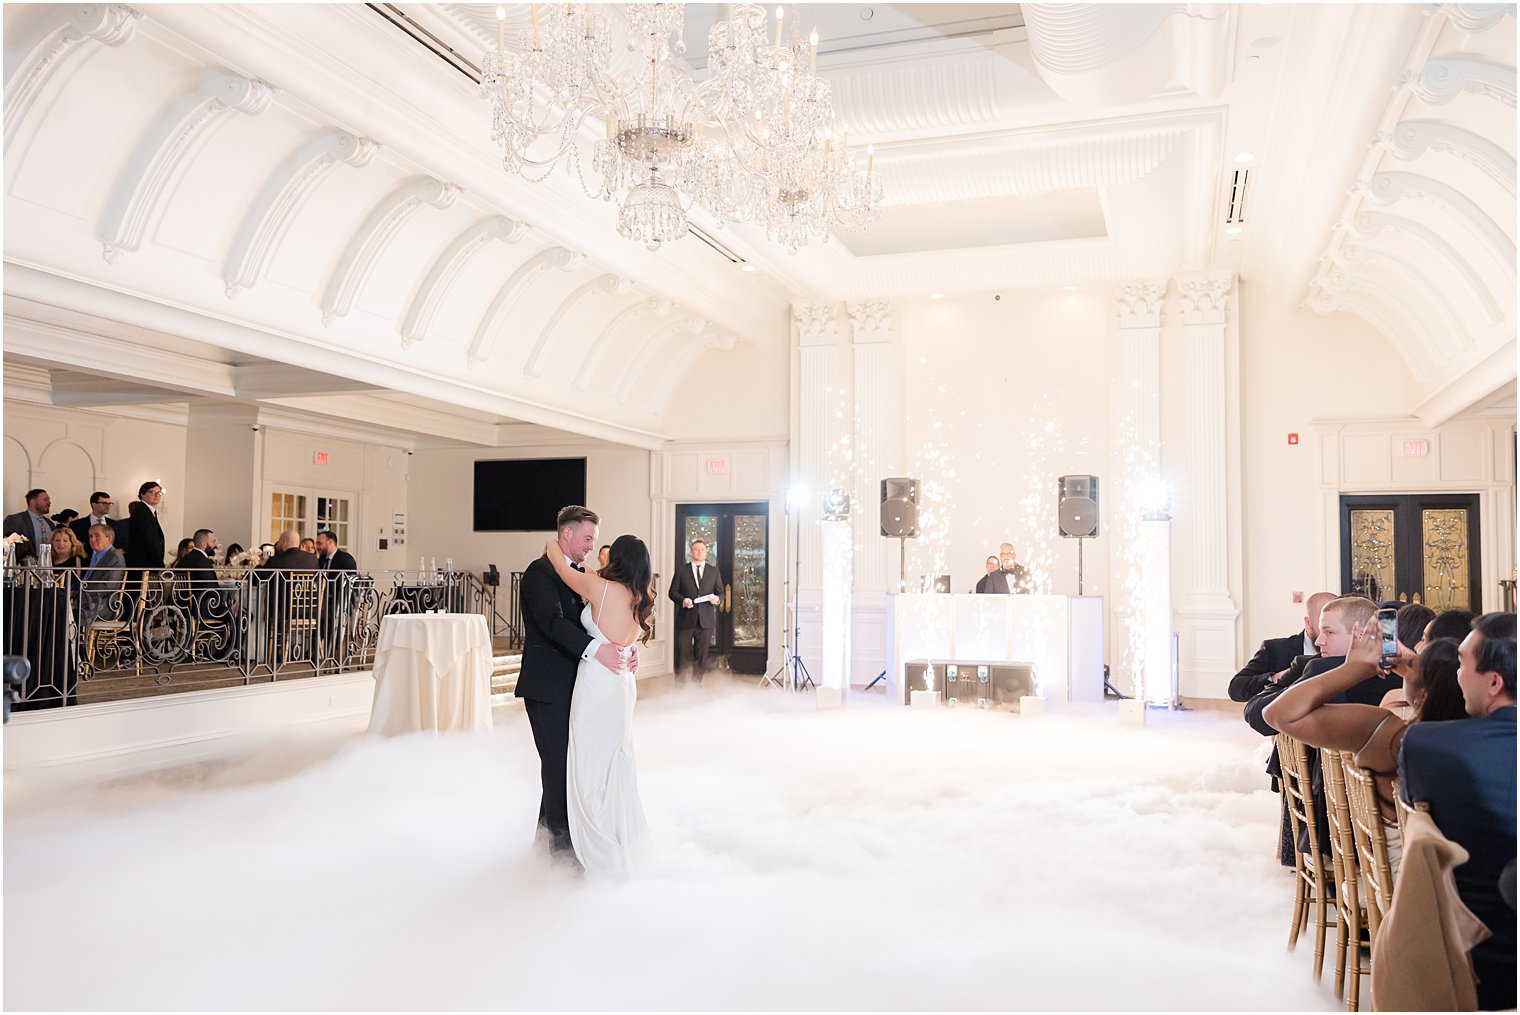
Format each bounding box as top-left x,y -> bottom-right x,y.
368,613 -> 493,735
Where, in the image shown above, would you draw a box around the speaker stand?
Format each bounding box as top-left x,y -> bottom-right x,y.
1077,536 -> 1085,595
898,537 -> 907,592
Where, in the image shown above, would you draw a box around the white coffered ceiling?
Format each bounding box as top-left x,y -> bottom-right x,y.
2,3 -> 1514,442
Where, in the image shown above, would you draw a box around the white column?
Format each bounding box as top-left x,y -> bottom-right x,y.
847,299 -> 895,686
1174,272 -> 1241,698
793,301 -> 839,599
1108,280 -> 1167,701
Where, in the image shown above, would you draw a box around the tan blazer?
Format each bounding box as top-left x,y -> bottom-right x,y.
1372,810 -> 1490,1011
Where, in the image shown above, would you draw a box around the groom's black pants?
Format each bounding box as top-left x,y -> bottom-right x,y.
523,697 -> 575,857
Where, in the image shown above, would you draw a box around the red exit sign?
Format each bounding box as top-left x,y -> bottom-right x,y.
706,458 -> 727,475
1402,439 -> 1429,457
313,451 -> 329,466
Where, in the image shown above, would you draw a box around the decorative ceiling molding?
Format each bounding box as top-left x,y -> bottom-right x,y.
466,245 -> 585,362
523,273 -> 632,377
829,54 -> 1003,136
1114,280 -> 1166,328
1332,241 -> 1472,349
880,131 -> 1181,206
1360,170 -> 1515,275
1305,287 -> 1428,378
1345,209 -> 1506,324
1023,4 -> 1181,74
398,214 -> 525,348
574,296 -> 672,391
1175,273 -> 1234,326
1425,3 -> 1515,34
615,316 -> 710,404
1312,266 -> 1445,370
3,4 -> 142,154
1374,120 -> 1516,196
1397,56 -> 1517,107
99,72 -> 275,264
1021,4 -> 1227,103
645,332 -> 739,411
224,129 -> 377,299
320,175 -> 458,325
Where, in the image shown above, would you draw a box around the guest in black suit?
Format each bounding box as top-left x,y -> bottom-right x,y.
668,538 -> 723,685
174,529 -> 220,587
985,543 -> 1031,594
70,491 -> 129,556
1230,591 -> 1335,701
2,488 -> 53,563
973,555 -> 1002,594
258,530 -> 318,571
1399,612 -> 1517,1010
1246,596 -> 1391,734
515,505 -> 633,861
124,481 -> 166,571
314,530 -> 357,573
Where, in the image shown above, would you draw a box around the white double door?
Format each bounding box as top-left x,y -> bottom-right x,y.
262,483 -> 355,552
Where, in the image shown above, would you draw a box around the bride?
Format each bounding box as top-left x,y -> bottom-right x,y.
543,533 -> 656,877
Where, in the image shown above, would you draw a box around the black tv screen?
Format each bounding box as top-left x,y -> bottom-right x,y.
473,458 -> 587,531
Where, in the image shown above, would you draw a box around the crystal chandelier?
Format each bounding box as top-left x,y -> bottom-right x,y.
481,3 -> 883,253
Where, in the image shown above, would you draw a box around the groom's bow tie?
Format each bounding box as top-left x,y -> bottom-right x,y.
571,562 -> 585,573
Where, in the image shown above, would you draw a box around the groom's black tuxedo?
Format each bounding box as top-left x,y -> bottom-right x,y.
516,553 -> 594,859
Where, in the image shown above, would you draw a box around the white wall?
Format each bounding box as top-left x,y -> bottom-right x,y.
3,400 -> 188,562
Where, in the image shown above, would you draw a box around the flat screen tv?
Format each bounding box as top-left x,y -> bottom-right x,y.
473,458 -> 587,531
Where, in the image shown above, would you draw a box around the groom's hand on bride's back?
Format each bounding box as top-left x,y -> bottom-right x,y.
594,640 -> 629,674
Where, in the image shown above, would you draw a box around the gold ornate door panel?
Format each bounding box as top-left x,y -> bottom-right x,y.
1340,495 -> 1481,610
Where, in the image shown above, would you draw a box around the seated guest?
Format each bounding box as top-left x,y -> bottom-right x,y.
47,527 -> 84,570
299,536 -> 317,556
596,544 -> 611,574
171,537 -> 194,567
1374,603 -> 1439,717
1229,590 -> 1334,701
2,488 -> 53,562
224,542 -> 244,563
71,491 -> 129,553
82,524 -> 125,582
259,530 -> 319,571
174,530 -> 220,587
1246,595 -> 1393,735
1398,612 -> 1517,1011
49,508 -> 79,530
973,555 -> 1002,594
314,530 -> 356,573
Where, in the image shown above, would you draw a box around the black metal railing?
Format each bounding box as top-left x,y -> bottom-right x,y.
2,566 -> 495,711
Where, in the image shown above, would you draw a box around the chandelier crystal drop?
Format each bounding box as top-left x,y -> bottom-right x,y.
480,3 -> 883,253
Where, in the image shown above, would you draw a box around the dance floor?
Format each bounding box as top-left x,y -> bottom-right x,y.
5,692 -> 1339,1010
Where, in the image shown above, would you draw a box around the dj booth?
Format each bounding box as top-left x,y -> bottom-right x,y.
884,593 -> 1106,704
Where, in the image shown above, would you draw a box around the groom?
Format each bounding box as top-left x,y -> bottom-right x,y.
516,504 -> 635,861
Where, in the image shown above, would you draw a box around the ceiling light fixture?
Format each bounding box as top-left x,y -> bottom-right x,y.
1061,285 -> 1077,291
930,293 -> 944,300
1224,225 -> 1243,235
740,263 -> 757,272
1233,152 -> 1256,163
482,4 -> 883,253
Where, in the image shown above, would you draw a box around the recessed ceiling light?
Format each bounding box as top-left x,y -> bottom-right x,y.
1251,35 -> 1281,49
1224,225 -> 1244,235
1062,285 -> 1077,291
740,263 -> 756,272
930,293 -> 944,300
1234,152 -> 1256,163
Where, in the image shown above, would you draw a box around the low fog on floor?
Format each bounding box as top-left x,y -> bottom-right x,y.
6,694 -> 1336,1011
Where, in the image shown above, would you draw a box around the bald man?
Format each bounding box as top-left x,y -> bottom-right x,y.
257,529 -> 319,571
1228,591 -> 1336,702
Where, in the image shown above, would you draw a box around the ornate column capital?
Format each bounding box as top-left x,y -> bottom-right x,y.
793,301 -> 840,347
847,299 -> 895,344
1174,272 -> 1235,326
1114,280 -> 1166,329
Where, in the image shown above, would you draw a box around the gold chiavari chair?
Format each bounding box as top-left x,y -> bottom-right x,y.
1276,732 -> 1336,981
83,569 -> 143,677
279,572 -> 323,670
1322,749 -> 1370,1010
1345,761 -> 1399,939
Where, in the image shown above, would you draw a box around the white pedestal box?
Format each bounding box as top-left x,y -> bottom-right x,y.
910,690 -> 940,708
1020,695 -> 1046,718
1119,699 -> 1147,728
815,687 -> 844,710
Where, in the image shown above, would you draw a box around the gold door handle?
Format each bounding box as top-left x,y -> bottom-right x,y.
723,583 -> 731,613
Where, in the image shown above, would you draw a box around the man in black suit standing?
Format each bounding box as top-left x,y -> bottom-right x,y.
516,505 -> 634,862
3,488 -> 53,562
71,491 -> 129,555
1399,611 -> 1516,1011
1229,590 -> 1334,701
668,537 -> 723,685
124,481 -> 166,571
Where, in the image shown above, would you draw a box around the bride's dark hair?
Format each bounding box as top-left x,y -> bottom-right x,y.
600,534 -> 656,644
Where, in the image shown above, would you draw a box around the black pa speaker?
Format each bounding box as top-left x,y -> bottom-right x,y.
880,477 -> 919,538
1058,474 -> 1100,538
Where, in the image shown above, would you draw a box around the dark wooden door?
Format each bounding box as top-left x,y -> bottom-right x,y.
674,503 -> 769,673
1340,494 -> 1482,610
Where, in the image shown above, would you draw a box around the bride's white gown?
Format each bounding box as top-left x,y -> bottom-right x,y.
566,603 -> 652,877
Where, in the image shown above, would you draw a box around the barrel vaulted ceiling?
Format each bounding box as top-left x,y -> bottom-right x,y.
2,4 -> 1514,443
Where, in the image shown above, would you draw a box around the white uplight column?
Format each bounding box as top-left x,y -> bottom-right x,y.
1110,280 -> 1167,704
1173,272 -> 1240,699
793,301 -> 839,599
818,516 -> 852,707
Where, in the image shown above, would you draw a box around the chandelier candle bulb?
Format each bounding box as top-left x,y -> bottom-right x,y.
530,3 -> 539,46
775,6 -> 784,49
810,29 -> 818,74
867,144 -> 874,177
496,6 -> 504,54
